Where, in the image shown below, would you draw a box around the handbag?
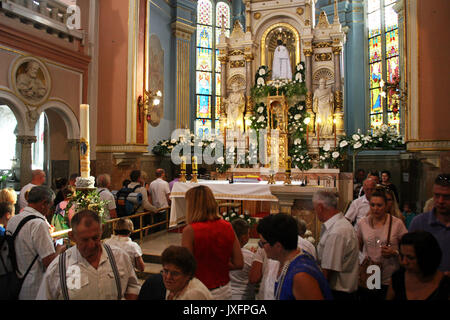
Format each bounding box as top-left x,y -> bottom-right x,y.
359,214 -> 392,289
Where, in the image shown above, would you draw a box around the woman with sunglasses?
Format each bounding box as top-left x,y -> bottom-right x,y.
161,246 -> 212,300
181,185 -> 243,300
386,231 -> 449,300
356,189 -> 408,300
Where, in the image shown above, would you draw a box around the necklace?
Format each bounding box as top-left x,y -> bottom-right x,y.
274,251 -> 303,300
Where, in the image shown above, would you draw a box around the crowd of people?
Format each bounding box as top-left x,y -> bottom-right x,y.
0,168 -> 448,301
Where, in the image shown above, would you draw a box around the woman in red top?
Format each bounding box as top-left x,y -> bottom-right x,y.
182,185 -> 243,300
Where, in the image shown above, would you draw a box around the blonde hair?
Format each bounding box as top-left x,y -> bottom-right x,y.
115,218 -> 134,233
185,185 -> 219,224
0,188 -> 17,205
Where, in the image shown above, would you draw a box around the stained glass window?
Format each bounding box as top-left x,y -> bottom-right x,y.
367,0 -> 401,133
196,1 -> 231,137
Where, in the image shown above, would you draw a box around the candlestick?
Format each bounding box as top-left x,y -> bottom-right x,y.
79,104 -> 90,178
333,118 -> 337,148
180,156 -> 186,182
192,156 -> 197,171
284,156 -> 292,185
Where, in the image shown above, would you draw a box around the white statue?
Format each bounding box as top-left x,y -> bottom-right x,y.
16,61 -> 47,101
223,82 -> 245,131
313,78 -> 335,136
272,40 -> 292,80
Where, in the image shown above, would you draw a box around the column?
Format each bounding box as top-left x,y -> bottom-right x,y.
171,21 -> 196,129
393,1 -> 406,136
17,135 -> 36,187
304,49 -> 315,133
218,54 -> 228,134
333,46 -> 344,136
68,139 -> 80,176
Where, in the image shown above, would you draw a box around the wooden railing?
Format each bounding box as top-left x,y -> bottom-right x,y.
50,207 -> 170,244
104,207 -> 170,243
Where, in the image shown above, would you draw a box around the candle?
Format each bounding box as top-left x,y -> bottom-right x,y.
192,156 -> 197,171
79,104 -> 90,178
181,156 -> 186,171
333,118 -> 337,148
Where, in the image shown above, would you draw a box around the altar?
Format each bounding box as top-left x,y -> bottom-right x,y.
169,178 -> 342,241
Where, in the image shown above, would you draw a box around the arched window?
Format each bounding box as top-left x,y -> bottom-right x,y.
367,0 -> 401,132
195,0 -> 230,138
0,105 -> 17,171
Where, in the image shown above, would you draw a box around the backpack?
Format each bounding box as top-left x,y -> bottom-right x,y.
0,215 -> 43,300
115,185 -> 141,217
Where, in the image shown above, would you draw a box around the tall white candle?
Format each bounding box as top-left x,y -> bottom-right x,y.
80,104 -> 90,178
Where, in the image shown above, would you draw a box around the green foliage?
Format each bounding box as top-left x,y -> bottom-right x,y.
66,190 -> 110,223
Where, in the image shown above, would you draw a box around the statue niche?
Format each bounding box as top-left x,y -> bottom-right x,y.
265,27 -> 297,80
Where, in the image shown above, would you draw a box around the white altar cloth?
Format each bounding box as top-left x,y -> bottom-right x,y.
169,180 -> 285,227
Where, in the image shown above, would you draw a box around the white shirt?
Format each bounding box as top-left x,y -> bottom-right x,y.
165,277 -> 213,300
229,247 -> 256,300
18,183 -> 36,210
149,178 -> 170,209
97,188 -> 116,220
6,206 -> 55,300
298,236 -> 317,261
36,244 -> 141,300
317,213 -> 359,293
104,235 -> 142,269
253,247 -> 279,300
344,195 -> 371,227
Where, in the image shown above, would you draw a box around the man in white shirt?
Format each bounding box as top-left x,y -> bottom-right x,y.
96,173 -> 117,220
7,186 -> 66,299
314,190 -> 359,300
149,169 -> 171,209
345,178 -> 377,227
36,210 -> 141,300
18,169 -> 46,210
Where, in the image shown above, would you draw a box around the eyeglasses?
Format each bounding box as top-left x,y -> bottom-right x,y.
258,240 -> 269,248
436,174 -> 450,186
161,268 -> 183,278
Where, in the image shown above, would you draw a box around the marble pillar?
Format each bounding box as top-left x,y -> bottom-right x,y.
304,49 -> 315,133
17,135 -> 36,187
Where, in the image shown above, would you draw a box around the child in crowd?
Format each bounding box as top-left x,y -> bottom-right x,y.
402,202 -> 417,229
104,218 -> 145,272
229,218 -> 255,300
51,188 -> 73,231
0,202 -> 14,236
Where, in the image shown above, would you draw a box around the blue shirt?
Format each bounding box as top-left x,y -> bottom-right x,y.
0,226 -> 4,237
409,209 -> 450,272
274,252 -> 333,300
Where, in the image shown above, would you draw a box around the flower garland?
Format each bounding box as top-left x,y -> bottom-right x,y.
338,125 -> 405,153
318,143 -> 344,168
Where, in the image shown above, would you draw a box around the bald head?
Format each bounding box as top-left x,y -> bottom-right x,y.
31,170 -> 46,186
363,178 -> 377,200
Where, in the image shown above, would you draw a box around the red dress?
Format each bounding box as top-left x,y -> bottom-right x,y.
191,219 -> 235,289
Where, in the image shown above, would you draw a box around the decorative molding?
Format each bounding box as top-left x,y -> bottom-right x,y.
332,46 -> 342,54
296,7 -> 304,16
96,144 -> 149,153
317,11 -> 330,29
407,140 -> 450,152
230,60 -> 245,68
313,41 -> 333,49
229,50 -> 245,56
314,53 -> 332,62
16,135 -> 37,144
253,12 -> 261,20
303,49 -> 313,56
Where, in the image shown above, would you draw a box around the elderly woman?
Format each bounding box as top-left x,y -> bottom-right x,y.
386,231 -> 449,300
161,245 -> 212,300
357,189 -> 408,300
181,185 -> 243,300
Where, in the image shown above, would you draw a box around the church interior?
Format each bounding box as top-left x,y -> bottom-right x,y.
0,0 -> 449,300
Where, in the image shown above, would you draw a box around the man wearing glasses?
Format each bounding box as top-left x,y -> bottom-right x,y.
409,174 -> 450,274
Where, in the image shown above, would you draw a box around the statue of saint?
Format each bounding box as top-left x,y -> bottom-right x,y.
223,82 -> 245,131
16,61 -> 47,102
313,78 -> 335,136
272,39 -> 292,80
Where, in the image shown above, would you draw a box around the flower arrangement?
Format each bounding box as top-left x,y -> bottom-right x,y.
318,143 -> 343,169
222,209 -> 257,227
288,101 -> 312,171
250,102 -> 268,130
293,62 -> 305,84
254,65 -> 270,87
338,125 -> 405,152
65,190 -> 110,223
